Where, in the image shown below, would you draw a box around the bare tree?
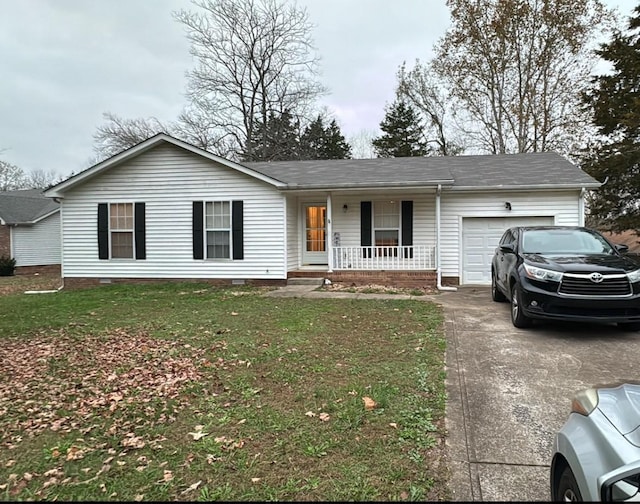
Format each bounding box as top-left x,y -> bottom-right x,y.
93,112 -> 170,161
174,0 -> 326,160
24,169 -> 61,190
432,0 -> 611,155
348,129 -> 377,159
0,159 -> 27,191
173,101 -> 239,158
397,60 -> 464,156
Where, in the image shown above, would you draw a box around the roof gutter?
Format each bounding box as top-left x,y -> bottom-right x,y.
450,183 -> 601,191
279,180 -> 456,192
436,184 -> 457,292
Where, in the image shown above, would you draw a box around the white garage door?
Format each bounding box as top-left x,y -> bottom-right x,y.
462,216 -> 554,285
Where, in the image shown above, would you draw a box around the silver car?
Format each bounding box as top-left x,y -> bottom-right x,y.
551,383 -> 640,501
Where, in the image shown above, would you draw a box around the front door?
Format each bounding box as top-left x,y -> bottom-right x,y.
302,204 -> 327,265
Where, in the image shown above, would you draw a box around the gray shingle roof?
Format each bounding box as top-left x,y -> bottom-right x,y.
244,152 -> 599,190
244,157 -> 454,188
0,189 -> 60,225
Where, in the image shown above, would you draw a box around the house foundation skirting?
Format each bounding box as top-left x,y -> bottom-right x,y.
62,277 -> 287,290
16,264 -> 61,276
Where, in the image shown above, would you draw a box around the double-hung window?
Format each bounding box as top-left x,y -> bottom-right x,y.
192,200 -> 243,261
360,200 -> 413,259
97,202 -> 146,260
110,203 -> 134,258
373,201 -> 400,255
205,201 -> 231,259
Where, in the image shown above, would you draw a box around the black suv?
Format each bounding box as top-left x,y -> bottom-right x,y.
491,226 -> 640,330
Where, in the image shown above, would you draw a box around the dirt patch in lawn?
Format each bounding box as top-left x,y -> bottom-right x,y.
0,273 -> 62,296
323,282 -> 438,295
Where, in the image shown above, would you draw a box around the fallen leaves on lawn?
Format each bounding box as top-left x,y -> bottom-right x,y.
0,273 -> 62,296
0,328 -> 211,447
188,425 -> 209,441
181,480 -> 202,495
363,396 -> 377,410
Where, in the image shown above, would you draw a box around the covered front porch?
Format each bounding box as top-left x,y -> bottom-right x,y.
285,188 -> 444,283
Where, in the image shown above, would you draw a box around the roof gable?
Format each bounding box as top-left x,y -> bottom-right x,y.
44,133 -> 286,198
0,189 -> 60,225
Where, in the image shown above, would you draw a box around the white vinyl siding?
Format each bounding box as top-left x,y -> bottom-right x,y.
321,192 -> 437,250
440,190 -> 581,281
60,144 -> 286,279
286,195 -> 299,271
12,212 -> 61,266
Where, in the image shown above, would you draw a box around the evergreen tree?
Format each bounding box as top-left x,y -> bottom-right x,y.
299,116 -> 325,159
372,100 -> 430,157
322,119 -> 352,159
300,116 -> 352,160
582,6 -> 640,232
245,110 -> 300,161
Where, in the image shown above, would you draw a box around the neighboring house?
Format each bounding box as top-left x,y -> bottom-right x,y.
0,189 -> 61,273
43,134 -> 600,289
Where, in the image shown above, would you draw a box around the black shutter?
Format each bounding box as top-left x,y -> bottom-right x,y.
360,201 -> 372,258
192,201 -> 204,260
134,203 -> 146,260
97,203 -> 109,260
232,200 -> 244,260
401,200 -> 413,259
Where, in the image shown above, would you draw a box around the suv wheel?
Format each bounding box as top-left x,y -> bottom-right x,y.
554,465 -> 582,501
511,283 -> 532,328
491,271 -> 506,302
618,322 -> 640,332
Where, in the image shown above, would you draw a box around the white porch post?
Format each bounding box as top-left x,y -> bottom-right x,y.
327,192 -> 333,273
579,187 -> 586,226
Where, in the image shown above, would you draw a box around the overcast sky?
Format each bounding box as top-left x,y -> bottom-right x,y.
0,0 -> 637,177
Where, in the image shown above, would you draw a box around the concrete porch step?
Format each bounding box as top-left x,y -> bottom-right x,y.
287,277 -> 325,286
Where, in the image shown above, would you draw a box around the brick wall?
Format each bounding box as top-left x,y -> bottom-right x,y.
326,270 -> 438,289
0,224 -> 10,258
62,277 -> 287,290
16,264 -> 61,276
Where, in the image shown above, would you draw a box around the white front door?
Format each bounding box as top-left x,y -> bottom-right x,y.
302,204 -> 327,265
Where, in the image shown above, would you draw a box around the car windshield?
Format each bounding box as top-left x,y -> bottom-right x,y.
521,229 -> 615,255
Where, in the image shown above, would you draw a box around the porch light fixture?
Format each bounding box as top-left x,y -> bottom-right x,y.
505,202 -> 512,210
343,204 -> 348,213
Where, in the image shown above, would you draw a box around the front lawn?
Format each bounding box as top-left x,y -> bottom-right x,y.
0,283 -> 447,501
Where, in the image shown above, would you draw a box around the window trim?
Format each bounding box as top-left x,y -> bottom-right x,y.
108,201 -> 136,261
204,200 -> 233,260
98,202 -> 145,261
373,200 -> 401,255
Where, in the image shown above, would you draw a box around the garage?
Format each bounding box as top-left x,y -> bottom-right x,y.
461,216 -> 554,284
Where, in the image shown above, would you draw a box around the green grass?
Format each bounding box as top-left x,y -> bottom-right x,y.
0,282 -> 448,501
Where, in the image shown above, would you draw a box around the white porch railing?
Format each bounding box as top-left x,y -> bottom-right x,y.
332,246 -> 436,270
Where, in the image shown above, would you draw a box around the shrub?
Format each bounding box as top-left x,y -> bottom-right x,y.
0,255 -> 16,276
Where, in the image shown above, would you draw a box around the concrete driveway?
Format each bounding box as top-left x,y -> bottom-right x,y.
440,287 -> 640,501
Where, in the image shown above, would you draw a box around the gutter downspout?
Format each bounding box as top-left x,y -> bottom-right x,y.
326,192 -> 333,273
436,184 -> 457,292
579,187 -> 586,227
